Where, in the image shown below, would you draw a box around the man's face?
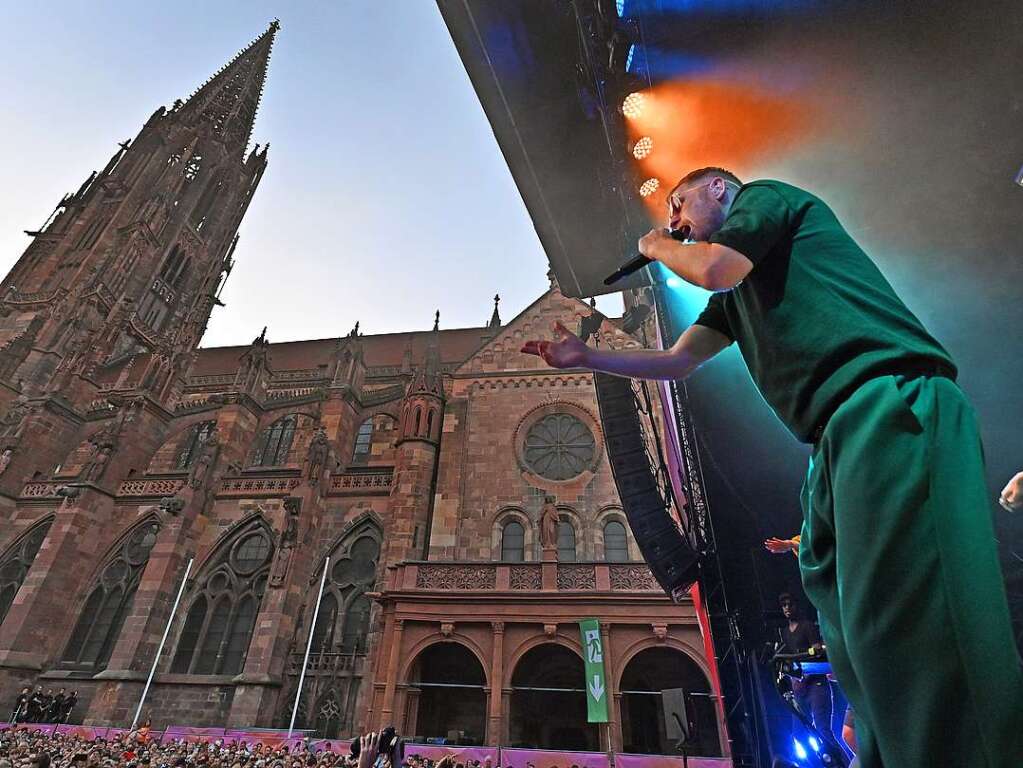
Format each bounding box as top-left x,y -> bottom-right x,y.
781,600 -> 794,620
666,177 -> 732,242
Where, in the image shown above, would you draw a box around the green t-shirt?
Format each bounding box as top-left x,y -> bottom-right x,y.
694,180 -> 955,442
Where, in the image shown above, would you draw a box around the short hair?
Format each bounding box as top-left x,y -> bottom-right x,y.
670,167 -> 743,196
778,592 -> 794,605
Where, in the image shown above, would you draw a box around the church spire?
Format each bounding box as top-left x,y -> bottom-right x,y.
176,20 -> 279,154
488,294 -> 501,330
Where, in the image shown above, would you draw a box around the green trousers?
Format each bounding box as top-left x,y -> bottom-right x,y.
799,373 -> 1023,767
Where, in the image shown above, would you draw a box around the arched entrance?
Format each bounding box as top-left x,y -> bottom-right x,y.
509,643 -> 598,750
406,642 -> 486,745
620,647 -> 721,757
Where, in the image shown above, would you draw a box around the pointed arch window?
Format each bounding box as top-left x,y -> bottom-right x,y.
352,419 -> 373,464
61,519 -> 160,671
603,520 -> 629,562
192,172 -> 225,232
305,531 -> 380,658
501,521 -> 525,562
249,415 -> 297,467
171,523 -> 273,675
176,420 -> 216,470
557,518 -> 577,562
425,410 -> 435,440
0,519 -> 53,627
159,245 -> 189,288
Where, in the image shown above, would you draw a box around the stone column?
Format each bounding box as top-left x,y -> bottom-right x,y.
487,621 -> 505,745
378,617 -> 404,728
600,623 -> 621,752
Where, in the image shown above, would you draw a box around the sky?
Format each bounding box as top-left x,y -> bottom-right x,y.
0,1 -> 621,348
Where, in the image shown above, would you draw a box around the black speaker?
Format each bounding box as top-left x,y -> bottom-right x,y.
662,687 -> 692,744
593,372 -> 704,600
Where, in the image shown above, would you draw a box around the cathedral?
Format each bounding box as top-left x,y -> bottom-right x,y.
0,23 -> 723,756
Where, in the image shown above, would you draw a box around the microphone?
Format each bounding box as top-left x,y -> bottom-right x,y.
603,226 -> 691,286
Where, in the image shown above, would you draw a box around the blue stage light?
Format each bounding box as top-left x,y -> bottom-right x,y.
625,44 -> 636,72
616,0 -> 626,16
665,276 -> 683,289
793,738 -> 808,761
808,736 -> 819,752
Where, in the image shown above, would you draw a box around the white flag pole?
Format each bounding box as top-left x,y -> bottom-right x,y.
131,557 -> 193,730
288,556 -> 330,737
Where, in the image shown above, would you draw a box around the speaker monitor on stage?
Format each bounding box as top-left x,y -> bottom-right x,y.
663,687 -> 693,744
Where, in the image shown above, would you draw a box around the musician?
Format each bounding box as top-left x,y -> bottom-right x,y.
26,685 -> 46,723
523,168 -> 1023,766
778,594 -> 835,748
10,686 -> 30,723
61,690 -> 79,724
47,688 -> 66,723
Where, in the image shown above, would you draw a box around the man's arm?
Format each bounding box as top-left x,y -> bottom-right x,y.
638,231 -> 754,291
521,321 -> 731,381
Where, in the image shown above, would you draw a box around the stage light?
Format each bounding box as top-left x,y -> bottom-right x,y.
626,44 -> 636,72
793,739 -> 808,761
1015,163 -> 1023,186
616,0 -> 626,16
807,736 -> 819,752
665,276 -> 682,289
639,178 -> 660,197
633,136 -> 653,159
622,91 -> 646,119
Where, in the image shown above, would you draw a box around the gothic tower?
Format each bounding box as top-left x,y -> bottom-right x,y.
0,20 -> 279,409
386,314 -> 445,564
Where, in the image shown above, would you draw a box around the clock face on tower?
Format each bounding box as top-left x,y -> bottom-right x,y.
521,412 -> 596,481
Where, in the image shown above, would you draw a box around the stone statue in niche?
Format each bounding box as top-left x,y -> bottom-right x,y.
0,447 -> 14,475
303,426 -> 330,491
270,497 -> 301,588
0,397 -> 30,440
82,443 -> 113,482
187,426 -> 221,490
539,495 -> 559,551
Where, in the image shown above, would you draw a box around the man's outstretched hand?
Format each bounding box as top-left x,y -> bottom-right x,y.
764,536 -> 799,555
999,470 -> 1023,512
521,322 -> 590,369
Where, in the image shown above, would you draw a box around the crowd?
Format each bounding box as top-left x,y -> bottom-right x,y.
0,727 -> 498,768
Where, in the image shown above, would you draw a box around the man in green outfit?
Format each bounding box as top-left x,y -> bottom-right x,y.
521,168 -> 1023,766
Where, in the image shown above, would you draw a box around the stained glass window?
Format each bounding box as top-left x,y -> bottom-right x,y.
523,414 -> 595,481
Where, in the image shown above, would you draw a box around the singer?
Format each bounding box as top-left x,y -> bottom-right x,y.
522,167 -> 1023,767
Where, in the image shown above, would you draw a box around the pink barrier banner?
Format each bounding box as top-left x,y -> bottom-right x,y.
105,728 -> 131,741
309,739 -> 349,754
55,725 -> 110,740
223,730 -> 293,747
163,726 -> 227,743
615,756 -> 731,768
0,722 -> 11,731
500,748 -> 609,768
406,745 -> 500,764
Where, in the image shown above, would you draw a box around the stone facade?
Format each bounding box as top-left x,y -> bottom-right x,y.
0,23 -> 725,756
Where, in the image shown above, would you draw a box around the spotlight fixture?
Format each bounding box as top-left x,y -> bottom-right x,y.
622,91 -> 646,119
792,738 -> 808,761
632,136 -> 653,159
639,178 -> 660,197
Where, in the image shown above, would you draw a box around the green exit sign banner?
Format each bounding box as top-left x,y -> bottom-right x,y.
579,618 -> 609,723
